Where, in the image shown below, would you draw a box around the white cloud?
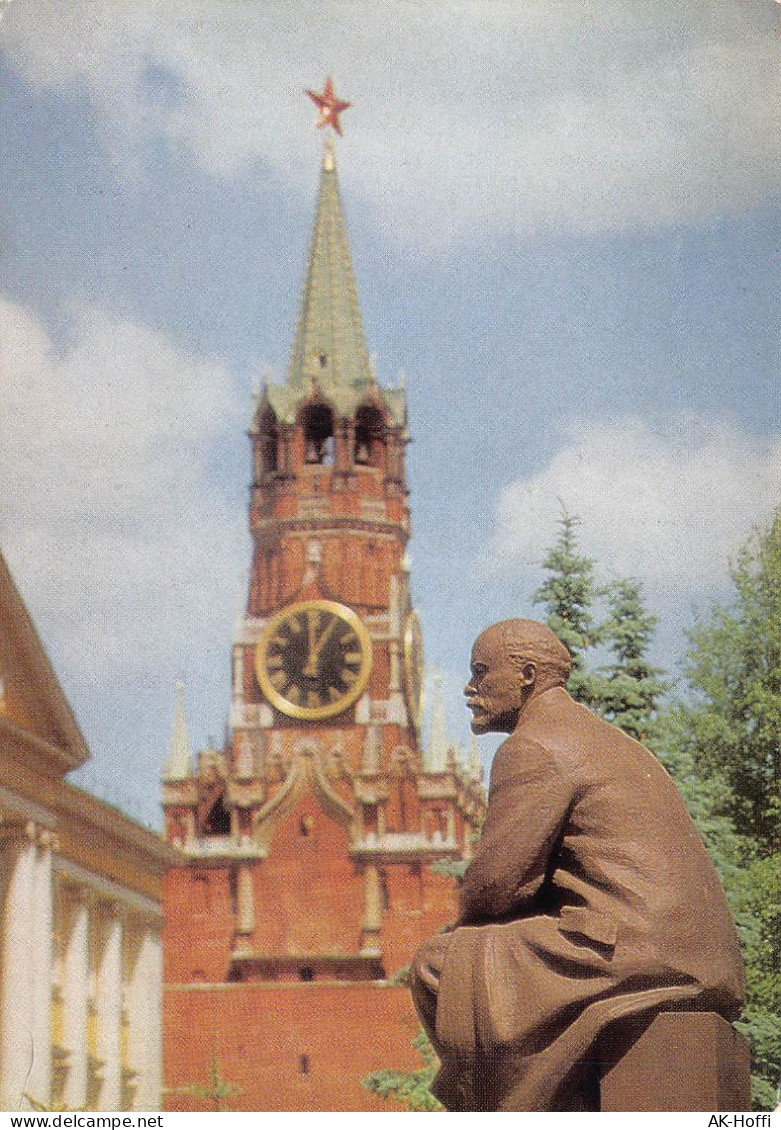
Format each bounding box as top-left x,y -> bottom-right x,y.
485,415 -> 780,591
2,0 -> 777,245
0,296 -> 247,685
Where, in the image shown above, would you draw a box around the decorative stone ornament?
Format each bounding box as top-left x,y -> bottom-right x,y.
402,609 -> 425,731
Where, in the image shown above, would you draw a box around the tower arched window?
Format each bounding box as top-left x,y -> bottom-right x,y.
302,403 -> 335,466
201,791 -> 231,836
354,405 -> 385,468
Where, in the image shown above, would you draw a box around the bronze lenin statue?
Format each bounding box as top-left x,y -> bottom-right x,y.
411,619 -> 745,1111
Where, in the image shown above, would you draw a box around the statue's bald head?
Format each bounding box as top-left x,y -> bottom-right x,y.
482,619 -> 572,689
465,619 -> 571,734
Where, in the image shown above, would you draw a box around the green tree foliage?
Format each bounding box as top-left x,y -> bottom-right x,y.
735,852 -> 781,1110
362,1029 -> 444,1111
533,514 -> 664,737
187,1053 -> 240,1111
671,511 -> 780,854
597,578 -> 667,742
658,513 -> 781,1107
533,510 -> 600,703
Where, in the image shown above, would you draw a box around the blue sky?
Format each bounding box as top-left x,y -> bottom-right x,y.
1,1 -> 778,826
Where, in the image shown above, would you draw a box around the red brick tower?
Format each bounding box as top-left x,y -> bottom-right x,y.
162,141 -> 485,1111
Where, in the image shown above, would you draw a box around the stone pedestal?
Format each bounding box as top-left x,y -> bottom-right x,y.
600,1011 -> 751,1111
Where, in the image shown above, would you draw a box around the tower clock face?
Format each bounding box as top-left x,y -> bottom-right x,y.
403,610 -> 425,730
256,600 -> 373,721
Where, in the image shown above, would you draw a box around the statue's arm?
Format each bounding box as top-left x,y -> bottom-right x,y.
458,736 -> 572,925
411,740 -> 574,1071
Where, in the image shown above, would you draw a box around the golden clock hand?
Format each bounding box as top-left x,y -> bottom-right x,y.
303,610 -> 320,678
312,615 -> 339,659
303,614 -> 339,678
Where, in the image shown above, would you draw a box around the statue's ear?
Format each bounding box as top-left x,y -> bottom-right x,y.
507,653 -> 537,685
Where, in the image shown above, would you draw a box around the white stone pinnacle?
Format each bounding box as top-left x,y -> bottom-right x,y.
163,681 -> 193,781
425,669 -> 449,773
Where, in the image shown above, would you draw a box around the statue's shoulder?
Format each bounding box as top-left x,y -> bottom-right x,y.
488,727 -> 562,793
512,687 -> 603,772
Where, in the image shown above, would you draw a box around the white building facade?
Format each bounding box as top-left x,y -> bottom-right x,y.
0,554 -> 174,1111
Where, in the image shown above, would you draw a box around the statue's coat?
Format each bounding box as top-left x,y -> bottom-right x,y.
415,686 -> 744,1111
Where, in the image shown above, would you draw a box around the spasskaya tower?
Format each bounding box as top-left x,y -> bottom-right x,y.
162,87 -> 484,1112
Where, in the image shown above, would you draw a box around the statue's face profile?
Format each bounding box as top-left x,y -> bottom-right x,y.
464,628 -> 529,735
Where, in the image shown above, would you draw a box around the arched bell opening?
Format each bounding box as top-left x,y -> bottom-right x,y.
353,404 -> 386,469
300,402 -> 335,466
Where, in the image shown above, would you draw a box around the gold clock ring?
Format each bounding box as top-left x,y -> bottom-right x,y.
256,599 -> 373,721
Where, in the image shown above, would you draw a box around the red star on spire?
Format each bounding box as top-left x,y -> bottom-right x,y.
305,76 -> 352,136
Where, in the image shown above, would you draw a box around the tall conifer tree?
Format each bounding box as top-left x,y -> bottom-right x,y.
532,510 -> 599,704
597,578 -> 666,742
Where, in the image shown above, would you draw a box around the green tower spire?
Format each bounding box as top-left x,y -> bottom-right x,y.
286,141 -> 372,391
262,140 -> 407,428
